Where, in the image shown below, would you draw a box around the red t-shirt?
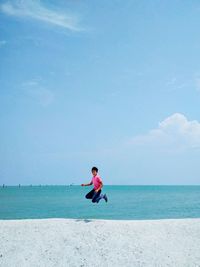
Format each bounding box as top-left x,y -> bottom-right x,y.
91,175 -> 102,190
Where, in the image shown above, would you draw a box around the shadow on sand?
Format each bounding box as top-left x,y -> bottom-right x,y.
75,219 -> 93,223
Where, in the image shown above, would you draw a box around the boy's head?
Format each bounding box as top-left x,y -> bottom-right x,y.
91,166 -> 98,176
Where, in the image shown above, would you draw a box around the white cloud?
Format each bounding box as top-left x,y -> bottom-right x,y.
0,40 -> 7,47
0,0 -> 82,31
130,113 -> 200,150
22,79 -> 54,107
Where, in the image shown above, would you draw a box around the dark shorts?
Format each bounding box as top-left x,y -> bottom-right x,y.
85,188 -> 102,203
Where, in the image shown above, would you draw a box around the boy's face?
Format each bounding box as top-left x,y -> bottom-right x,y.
92,170 -> 97,176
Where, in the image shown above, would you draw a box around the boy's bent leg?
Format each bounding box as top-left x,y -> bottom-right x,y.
92,190 -> 103,203
85,189 -> 95,199
95,193 -> 104,203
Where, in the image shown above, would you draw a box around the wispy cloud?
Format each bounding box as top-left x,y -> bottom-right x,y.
165,77 -> 188,92
0,40 -> 7,47
0,0 -> 82,31
130,113 -> 200,151
22,79 -> 55,107
165,77 -> 177,87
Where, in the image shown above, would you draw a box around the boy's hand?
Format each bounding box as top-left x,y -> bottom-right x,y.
95,189 -> 99,192
81,184 -> 85,186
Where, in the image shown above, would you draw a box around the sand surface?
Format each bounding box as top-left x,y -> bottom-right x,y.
0,218 -> 200,267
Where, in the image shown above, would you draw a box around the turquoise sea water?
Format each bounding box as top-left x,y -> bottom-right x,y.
0,185 -> 200,220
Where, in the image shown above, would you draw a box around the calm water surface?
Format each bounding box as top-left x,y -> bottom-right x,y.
0,185 -> 200,220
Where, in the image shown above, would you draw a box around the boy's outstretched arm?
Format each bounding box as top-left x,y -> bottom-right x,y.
81,181 -> 92,186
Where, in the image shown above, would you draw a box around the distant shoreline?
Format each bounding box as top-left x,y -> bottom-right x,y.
1,184 -> 200,187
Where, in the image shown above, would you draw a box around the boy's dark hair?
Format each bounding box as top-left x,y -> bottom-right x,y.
91,166 -> 98,172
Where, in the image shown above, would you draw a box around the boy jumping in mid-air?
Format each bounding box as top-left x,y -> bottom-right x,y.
81,167 -> 108,203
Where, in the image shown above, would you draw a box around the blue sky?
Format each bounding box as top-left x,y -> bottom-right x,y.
1,0 -> 200,185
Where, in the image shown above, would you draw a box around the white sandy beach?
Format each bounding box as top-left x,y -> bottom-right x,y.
0,218 -> 200,267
